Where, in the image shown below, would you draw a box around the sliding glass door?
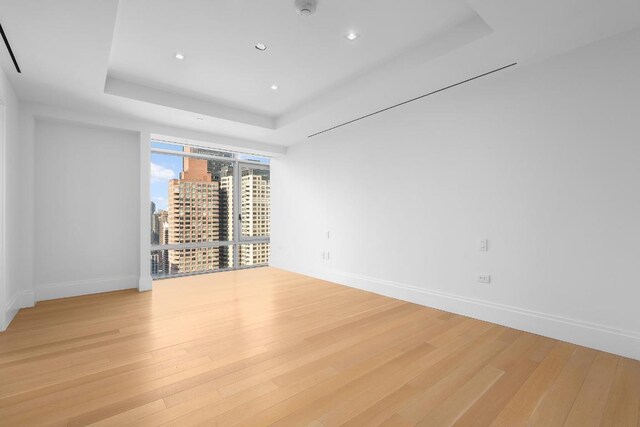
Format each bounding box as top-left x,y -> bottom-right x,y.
149,141 -> 270,279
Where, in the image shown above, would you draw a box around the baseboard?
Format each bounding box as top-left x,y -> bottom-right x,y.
1,292 -> 20,332
20,290 -> 35,308
35,275 -> 138,301
277,265 -> 640,361
138,276 -> 153,292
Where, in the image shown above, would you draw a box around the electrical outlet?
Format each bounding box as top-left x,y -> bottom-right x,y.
479,239 -> 488,252
477,274 -> 491,284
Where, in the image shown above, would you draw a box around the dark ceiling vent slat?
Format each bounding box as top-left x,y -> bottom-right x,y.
308,62 -> 517,138
0,22 -> 21,73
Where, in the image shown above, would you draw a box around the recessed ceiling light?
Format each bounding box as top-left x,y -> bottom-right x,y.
174,52 -> 185,60
196,117 -> 204,121
346,32 -> 359,41
255,43 -> 267,51
270,84 -> 279,90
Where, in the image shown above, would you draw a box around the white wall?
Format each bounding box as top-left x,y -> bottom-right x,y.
0,65 -> 21,331
271,28 -> 640,359
33,119 -> 140,300
0,101 -> 285,328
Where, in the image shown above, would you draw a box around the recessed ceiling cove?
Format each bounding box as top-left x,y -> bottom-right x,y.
106,0 -> 479,128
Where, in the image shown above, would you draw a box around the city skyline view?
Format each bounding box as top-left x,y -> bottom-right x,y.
150,141 -> 269,211
150,141 -> 270,278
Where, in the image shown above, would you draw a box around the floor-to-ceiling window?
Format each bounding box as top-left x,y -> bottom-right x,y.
149,140 -> 270,279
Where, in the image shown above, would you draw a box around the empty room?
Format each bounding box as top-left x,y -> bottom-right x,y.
0,0 -> 639,425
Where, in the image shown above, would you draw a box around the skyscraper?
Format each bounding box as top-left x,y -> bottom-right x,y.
219,166 -> 234,268
150,201 -> 157,244
184,147 -> 234,269
152,210 -> 168,245
167,153 -> 221,274
239,168 -> 270,266
158,216 -> 170,274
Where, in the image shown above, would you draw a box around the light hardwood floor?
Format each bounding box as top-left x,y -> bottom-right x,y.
0,267 -> 638,426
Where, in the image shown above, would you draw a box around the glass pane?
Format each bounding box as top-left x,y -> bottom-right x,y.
151,246 -> 232,279
151,140 -> 237,159
149,141 -> 271,279
237,153 -> 271,165
240,167 -> 270,238
150,152 -> 233,244
188,146 -> 234,159
151,140 -> 185,152
239,243 -> 270,267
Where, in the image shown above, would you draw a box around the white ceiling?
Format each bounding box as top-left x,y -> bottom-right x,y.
1,0 -> 639,148
109,0 -> 475,118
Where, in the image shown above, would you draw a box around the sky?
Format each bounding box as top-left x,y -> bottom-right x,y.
150,143 -> 183,211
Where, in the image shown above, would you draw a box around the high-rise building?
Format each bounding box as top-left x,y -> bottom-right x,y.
157,217 -> 170,274
152,210 -> 168,245
167,152 -> 221,274
150,210 -> 169,274
150,201 -> 157,243
182,147 -> 234,269
150,252 -> 159,276
239,169 -> 270,266
219,166 -> 234,268
159,218 -> 169,245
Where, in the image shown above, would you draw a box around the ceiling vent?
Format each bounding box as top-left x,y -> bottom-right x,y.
294,0 -> 318,16
0,22 -> 21,73
308,63 -> 518,138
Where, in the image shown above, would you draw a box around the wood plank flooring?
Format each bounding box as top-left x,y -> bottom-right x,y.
0,267 -> 638,426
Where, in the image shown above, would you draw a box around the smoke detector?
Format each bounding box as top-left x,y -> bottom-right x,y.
294,0 -> 318,15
